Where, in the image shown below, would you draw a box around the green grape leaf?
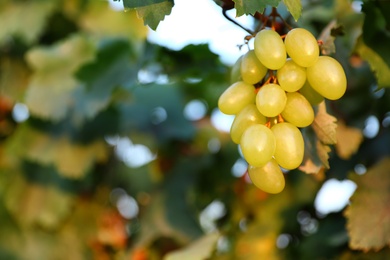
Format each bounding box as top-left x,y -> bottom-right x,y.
164,232 -> 220,260
311,101 -> 338,145
135,1 -> 174,30
355,36 -> 390,88
233,0 -> 281,17
344,157 -> 390,252
282,0 -> 302,21
24,34 -> 96,121
335,121 -> 363,160
0,1 -> 57,44
79,1 -> 147,48
123,0 -> 168,8
5,174 -> 74,229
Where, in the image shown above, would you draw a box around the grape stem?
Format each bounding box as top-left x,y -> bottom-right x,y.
222,8 -> 254,35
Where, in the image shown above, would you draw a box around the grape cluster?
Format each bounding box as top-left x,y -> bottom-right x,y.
219,28 -> 347,194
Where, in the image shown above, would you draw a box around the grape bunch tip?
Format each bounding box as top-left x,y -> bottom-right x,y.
218,26 -> 347,194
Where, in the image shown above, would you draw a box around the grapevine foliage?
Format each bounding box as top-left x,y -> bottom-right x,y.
0,0 -> 390,259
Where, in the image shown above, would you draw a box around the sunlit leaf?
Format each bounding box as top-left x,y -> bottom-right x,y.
164,232 -> 219,260
312,102 -> 338,145
355,36 -> 390,88
335,121 -> 363,160
344,157 -> 390,251
0,58 -> 30,102
233,0 -> 281,16
282,0 -> 302,21
135,1 -> 174,30
0,1 -> 57,44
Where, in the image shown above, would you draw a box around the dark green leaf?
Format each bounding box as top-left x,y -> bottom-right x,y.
135,1 -> 174,30
123,0 -> 169,8
233,0 -> 281,16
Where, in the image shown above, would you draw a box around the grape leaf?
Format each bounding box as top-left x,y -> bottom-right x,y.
335,121 -> 363,160
123,0 -> 169,8
0,1 -> 57,44
5,174 -> 74,229
24,34 -> 96,121
318,20 -> 337,55
344,157 -> 390,252
135,1 -> 174,30
316,141 -> 331,169
311,101 -> 338,145
233,0 -> 281,17
282,0 -> 302,21
355,36 -> 390,88
164,232 -> 219,260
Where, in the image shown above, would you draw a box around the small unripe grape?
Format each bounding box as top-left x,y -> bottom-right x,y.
299,80 -> 324,105
277,59 -> 306,92
254,29 -> 286,70
241,50 -> 268,85
271,122 -> 304,170
240,124 -> 276,167
306,56 -> 347,100
218,81 -> 256,115
230,104 -> 267,144
256,83 -> 287,117
230,55 -> 243,83
285,28 -> 319,67
248,159 -> 285,194
281,92 -> 314,127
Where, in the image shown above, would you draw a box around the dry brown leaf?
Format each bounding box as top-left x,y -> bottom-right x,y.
344,157 -> 390,252
335,121 -> 364,160
316,141 -> 331,169
299,158 -> 324,175
312,102 -> 338,145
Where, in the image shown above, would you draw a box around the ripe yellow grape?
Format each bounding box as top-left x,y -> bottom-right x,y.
281,92 -> 314,128
271,122 -> 304,170
256,83 -> 287,117
254,29 -> 286,70
241,50 -> 268,85
230,55 -> 242,83
240,124 -> 276,167
277,59 -> 306,92
230,104 -> 267,144
218,81 -> 256,115
285,28 -> 319,67
248,159 -> 285,194
306,56 -> 347,100
299,80 -> 324,105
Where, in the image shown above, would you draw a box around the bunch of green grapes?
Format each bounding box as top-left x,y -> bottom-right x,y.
219,27 -> 347,194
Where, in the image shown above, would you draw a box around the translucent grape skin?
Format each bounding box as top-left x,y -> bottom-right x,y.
254,29 -> 286,70
271,122 -> 304,170
218,81 -> 256,115
306,56 -> 347,100
281,92 -> 314,128
240,124 -> 276,167
241,50 -> 267,85
248,159 -> 285,194
299,80 -> 324,105
277,59 -> 306,92
285,28 -> 319,67
230,104 -> 267,144
230,55 -> 242,83
256,83 -> 287,117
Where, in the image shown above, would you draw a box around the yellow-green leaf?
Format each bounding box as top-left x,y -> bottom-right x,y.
282,0 -> 302,21
344,157 -> 390,252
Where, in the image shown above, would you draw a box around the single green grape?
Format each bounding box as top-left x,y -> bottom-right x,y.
241,50 -> 268,85
254,29 -> 286,70
218,81 -> 256,115
285,28 -> 319,67
277,59 -> 306,92
306,56 -> 347,100
281,92 -> 314,128
230,55 -> 243,83
240,124 -> 276,167
256,83 -> 287,117
248,159 -> 285,194
271,122 -> 304,170
299,80 -> 324,105
230,104 -> 267,144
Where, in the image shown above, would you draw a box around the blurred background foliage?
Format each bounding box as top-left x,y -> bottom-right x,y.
0,0 -> 389,259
